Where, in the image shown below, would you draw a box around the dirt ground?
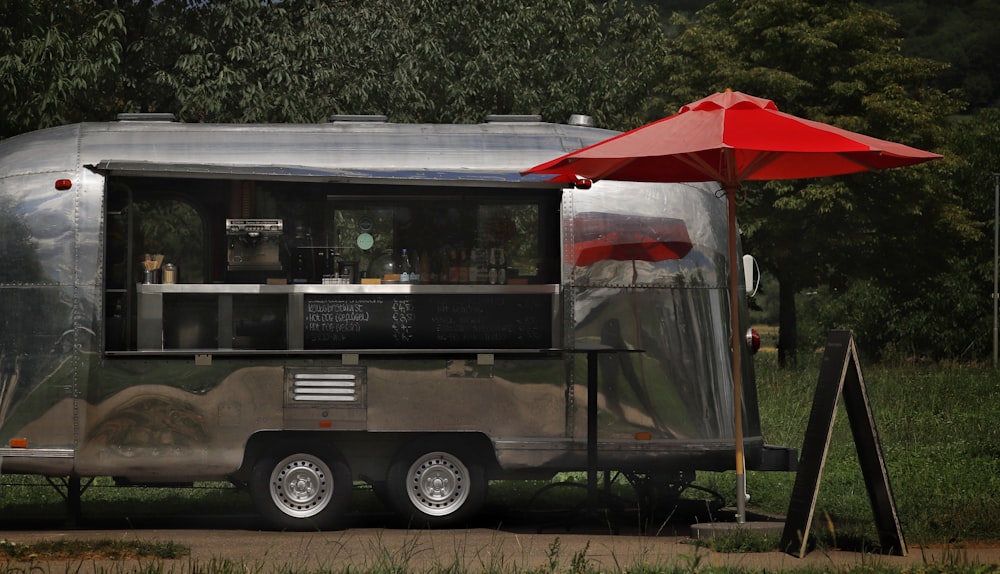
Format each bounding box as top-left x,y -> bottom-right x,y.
4,523 -> 1000,572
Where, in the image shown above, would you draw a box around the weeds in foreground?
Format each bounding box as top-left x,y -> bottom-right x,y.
1,536 -> 998,574
688,528 -> 780,553
913,544 -> 1000,574
0,539 -> 189,561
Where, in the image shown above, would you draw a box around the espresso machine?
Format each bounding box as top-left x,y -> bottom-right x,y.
226,218 -> 284,280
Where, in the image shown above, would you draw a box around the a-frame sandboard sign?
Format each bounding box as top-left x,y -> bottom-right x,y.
780,330 -> 906,558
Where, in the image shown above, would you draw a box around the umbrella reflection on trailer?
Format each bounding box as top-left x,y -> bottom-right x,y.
573,212 -> 693,282
572,211 -> 694,436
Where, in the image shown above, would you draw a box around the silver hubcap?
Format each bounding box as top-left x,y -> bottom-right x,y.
270,453 -> 331,518
406,452 -> 470,516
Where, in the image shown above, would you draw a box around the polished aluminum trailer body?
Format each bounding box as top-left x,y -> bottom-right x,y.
0,117 -> 782,528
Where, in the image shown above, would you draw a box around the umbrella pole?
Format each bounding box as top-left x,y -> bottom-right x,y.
726,185 -> 747,525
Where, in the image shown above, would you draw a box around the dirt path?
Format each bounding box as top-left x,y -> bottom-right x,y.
4,526 -> 999,572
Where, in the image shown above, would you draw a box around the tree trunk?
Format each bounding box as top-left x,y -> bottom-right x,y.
777,278 -> 798,368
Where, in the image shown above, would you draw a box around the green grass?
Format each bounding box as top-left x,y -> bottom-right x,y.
693,352 -> 1000,547
690,529 -> 782,554
0,478 -> 256,518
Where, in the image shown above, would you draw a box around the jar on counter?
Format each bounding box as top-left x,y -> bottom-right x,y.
163,263 -> 177,284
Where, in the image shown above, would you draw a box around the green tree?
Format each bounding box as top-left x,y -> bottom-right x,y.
664,0 -> 969,362
148,0 -> 668,128
0,1 -> 126,138
870,0 -> 1000,110
2,0 -> 670,132
924,109 -> 1000,361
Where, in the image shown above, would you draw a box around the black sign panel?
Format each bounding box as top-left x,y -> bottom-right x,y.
780,330 -> 906,558
303,293 -> 552,349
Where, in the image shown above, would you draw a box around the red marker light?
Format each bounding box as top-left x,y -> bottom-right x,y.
746,328 -> 761,353
55,179 -> 72,190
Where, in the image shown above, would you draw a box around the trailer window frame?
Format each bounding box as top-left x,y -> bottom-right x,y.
98,165 -> 566,356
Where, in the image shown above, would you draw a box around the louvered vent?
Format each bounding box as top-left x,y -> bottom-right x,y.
291,372 -> 358,403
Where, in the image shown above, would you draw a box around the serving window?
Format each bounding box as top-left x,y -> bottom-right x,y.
104,176 -> 562,353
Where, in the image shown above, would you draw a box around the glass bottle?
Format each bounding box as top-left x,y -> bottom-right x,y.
400,248 -> 413,283
458,249 -> 469,283
488,248 -> 499,285
447,249 -> 459,283
497,247 -> 507,284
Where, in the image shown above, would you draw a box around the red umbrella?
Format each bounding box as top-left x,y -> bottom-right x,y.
529,90 -> 942,185
525,90 -> 942,523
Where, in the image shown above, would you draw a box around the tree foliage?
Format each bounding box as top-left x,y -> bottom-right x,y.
872,0 -> 1000,109
0,1 -> 126,138
664,0 -> 972,361
0,0 -> 669,131
134,0 -> 669,128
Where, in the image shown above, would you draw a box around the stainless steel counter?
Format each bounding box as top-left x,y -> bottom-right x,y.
137,283 -> 559,295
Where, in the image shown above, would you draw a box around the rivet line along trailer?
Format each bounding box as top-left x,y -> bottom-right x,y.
0,114 -> 795,530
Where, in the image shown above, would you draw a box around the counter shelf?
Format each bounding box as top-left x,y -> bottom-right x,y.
136,283 -> 561,353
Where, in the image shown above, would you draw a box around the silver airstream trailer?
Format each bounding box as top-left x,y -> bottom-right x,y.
0,114 -> 792,529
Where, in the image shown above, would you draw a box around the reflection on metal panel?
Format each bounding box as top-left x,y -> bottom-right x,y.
364,359 -> 567,437
0,286 -> 77,449
566,182 -> 748,444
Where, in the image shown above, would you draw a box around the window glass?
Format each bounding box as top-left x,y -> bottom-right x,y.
310,194 -> 553,285
134,199 -> 206,284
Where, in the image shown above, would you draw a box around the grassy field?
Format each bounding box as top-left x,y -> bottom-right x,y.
2,351 -> 998,550
731,350 -> 1000,545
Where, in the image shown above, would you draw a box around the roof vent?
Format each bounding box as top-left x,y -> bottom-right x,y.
484,114 -> 542,123
567,114 -> 594,127
329,114 -> 388,123
116,113 -> 177,122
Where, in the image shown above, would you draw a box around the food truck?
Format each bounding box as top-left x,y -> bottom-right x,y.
0,113 -> 793,529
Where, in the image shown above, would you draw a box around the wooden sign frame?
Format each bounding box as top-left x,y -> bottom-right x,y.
780,330 -> 906,558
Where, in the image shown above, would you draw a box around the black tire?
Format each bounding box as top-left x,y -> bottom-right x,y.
386,441 -> 487,528
249,444 -> 352,531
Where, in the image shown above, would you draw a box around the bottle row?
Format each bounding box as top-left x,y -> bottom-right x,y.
369,247 -> 509,285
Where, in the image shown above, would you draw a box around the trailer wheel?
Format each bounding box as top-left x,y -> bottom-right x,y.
249,446 -> 352,531
386,443 -> 487,527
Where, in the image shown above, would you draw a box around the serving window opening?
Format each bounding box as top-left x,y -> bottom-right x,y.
103,177 -> 562,354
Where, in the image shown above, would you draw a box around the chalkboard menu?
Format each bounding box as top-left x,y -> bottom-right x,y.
303,293 -> 553,349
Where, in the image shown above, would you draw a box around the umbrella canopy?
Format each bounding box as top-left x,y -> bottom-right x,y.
524,89 -> 942,523
527,90 -> 942,187
573,212 -> 692,268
